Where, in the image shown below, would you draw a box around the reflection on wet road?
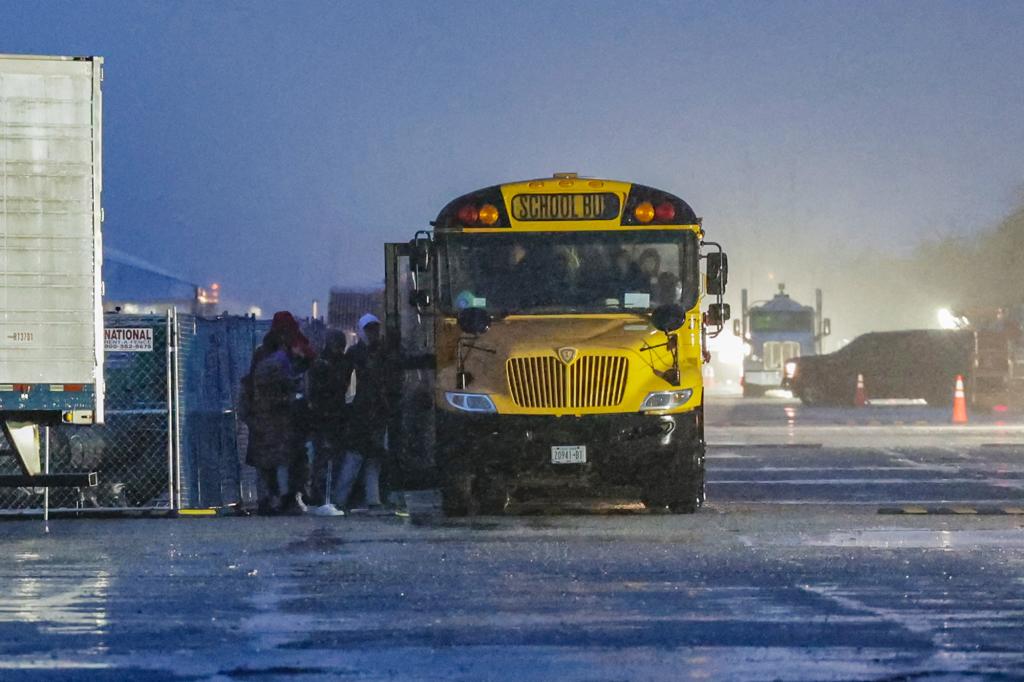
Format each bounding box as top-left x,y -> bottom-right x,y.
2,509 -> 1023,681
708,444 -> 1024,507
0,397 -> 1021,680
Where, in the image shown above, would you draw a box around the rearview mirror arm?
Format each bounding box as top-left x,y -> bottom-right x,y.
410,230 -> 434,321
700,240 -> 728,338
642,333 -> 680,386
455,336 -> 496,390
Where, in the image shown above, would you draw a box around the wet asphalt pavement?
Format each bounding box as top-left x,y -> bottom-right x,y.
1,396 -> 1023,681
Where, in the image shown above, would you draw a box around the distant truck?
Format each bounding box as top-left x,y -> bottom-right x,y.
787,329 -> 974,407
0,54 -> 104,485
734,285 -> 829,396
958,306 -> 1024,409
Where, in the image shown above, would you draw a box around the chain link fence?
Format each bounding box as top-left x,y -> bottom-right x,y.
1,312 -> 329,515
0,313 -> 175,513
177,313 -> 261,509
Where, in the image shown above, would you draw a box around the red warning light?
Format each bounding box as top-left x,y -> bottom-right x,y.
654,201 -> 676,222
457,204 -> 479,224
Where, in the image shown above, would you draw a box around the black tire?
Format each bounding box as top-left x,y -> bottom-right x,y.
440,471 -> 475,517
476,477 -> 510,515
797,384 -> 822,406
642,445 -> 705,514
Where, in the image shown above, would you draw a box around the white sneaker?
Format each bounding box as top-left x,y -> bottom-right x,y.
294,492 -> 309,513
311,503 -> 345,517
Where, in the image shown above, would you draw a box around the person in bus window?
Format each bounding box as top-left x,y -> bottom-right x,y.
493,242 -> 537,309
637,248 -> 662,289
653,270 -> 682,306
614,248 -> 650,294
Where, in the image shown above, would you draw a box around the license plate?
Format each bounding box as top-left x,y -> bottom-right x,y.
551,445 -> 586,464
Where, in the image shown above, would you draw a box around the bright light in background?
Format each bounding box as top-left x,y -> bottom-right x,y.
708,327 -> 745,366
937,308 -> 969,330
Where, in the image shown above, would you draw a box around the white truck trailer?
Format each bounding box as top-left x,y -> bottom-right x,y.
1,54 -> 103,487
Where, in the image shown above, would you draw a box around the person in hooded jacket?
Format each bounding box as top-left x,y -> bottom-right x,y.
244,311 -> 316,515
306,329 -> 350,516
334,313 -> 390,511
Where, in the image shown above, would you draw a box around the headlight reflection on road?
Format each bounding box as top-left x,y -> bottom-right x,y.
784,405 -> 796,427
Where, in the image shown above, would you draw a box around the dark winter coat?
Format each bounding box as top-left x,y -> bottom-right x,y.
344,340 -> 389,455
245,349 -> 305,469
309,351 -> 351,439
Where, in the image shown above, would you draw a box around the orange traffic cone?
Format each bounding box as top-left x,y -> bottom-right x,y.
951,375 -> 968,424
854,373 -> 867,407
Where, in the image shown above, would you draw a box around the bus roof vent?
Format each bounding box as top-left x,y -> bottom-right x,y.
552,172 -> 578,179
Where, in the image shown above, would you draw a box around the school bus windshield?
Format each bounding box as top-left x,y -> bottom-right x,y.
438,231 -> 700,315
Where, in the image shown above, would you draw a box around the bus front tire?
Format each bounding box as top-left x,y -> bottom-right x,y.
441,472 -> 508,516
441,471 -> 475,517
642,449 -> 705,514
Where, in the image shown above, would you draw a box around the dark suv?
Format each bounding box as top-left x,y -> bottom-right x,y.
788,330 -> 974,406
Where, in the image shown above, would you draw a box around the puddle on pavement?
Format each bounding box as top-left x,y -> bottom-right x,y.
0,563 -> 112,639
283,528 -> 346,553
793,528 -> 1024,549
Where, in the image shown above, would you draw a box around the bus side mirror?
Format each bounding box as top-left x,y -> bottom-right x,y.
732,319 -> 741,337
409,290 -> 431,308
706,253 -> 728,295
706,303 -> 730,327
408,231 -> 433,312
822,318 -> 831,336
457,307 -> 491,336
410,236 -> 431,272
652,304 -> 686,333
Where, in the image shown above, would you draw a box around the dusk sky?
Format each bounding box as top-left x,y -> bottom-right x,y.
4,1 -> 1023,317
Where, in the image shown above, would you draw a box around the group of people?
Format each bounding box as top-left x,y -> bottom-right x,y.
241,310 -> 390,516
483,242 -> 682,310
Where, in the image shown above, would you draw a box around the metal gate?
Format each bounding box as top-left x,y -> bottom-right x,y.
0,313 -> 178,514
1,312 -> 332,515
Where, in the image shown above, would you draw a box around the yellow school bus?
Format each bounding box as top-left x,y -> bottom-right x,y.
385,173 -> 729,514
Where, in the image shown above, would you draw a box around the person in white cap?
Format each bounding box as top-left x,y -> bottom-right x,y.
334,313 -> 389,511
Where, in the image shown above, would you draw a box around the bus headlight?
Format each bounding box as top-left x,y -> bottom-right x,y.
784,361 -> 797,379
640,389 -> 693,411
445,392 -> 497,413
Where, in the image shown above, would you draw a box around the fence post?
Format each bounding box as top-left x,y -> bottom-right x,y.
165,310 -> 175,510
172,308 -> 184,511
43,426 -> 50,532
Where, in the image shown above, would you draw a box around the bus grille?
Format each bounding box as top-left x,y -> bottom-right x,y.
507,355 -> 628,409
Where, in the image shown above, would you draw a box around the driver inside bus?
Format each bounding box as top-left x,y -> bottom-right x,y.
490,242 -> 534,309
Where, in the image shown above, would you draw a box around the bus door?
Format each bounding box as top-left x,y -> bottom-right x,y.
384,240 -> 437,488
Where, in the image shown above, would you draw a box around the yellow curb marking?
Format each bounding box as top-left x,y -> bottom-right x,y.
902,506 -> 929,514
